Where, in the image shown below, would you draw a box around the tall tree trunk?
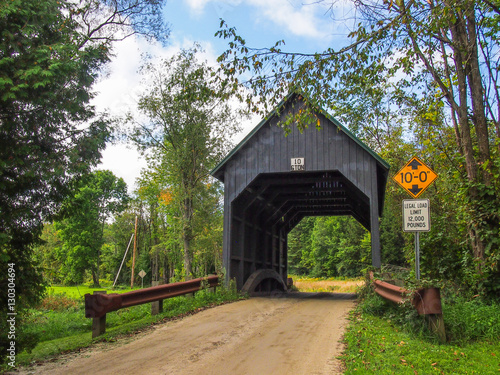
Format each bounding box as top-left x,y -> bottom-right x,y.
163,256 -> 169,284
91,268 -> 100,287
465,9 -> 491,186
183,234 -> 192,279
449,10 -> 487,261
183,197 -> 193,279
450,15 -> 478,186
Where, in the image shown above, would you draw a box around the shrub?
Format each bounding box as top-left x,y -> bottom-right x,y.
38,294 -> 79,312
444,297 -> 500,343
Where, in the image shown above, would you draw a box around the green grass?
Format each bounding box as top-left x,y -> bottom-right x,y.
342,312 -> 499,374
14,285 -> 243,368
341,288 -> 500,374
47,284 -> 140,300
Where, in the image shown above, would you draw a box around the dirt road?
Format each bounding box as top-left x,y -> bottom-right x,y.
19,293 -> 355,375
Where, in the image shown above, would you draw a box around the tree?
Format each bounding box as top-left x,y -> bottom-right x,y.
216,0 -> 499,294
0,0 -> 168,260
32,224 -> 64,284
0,0 -> 167,360
56,170 -> 128,286
131,47 -> 242,279
106,209 -> 138,284
288,216 -> 372,278
287,217 -> 315,275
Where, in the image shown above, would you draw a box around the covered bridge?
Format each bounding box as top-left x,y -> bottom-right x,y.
211,93 -> 390,294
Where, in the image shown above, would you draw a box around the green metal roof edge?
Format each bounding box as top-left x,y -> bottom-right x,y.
210,92 -> 390,179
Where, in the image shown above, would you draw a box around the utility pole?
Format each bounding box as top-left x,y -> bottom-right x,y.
131,215 -> 138,288
113,232 -> 134,287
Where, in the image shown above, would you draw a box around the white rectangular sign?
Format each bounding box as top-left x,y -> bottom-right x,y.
402,199 -> 430,232
291,157 -> 305,171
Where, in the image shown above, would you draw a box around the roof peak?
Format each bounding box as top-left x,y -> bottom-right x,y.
211,93 -> 390,180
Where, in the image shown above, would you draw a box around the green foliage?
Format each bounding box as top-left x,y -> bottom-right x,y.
288,216 -> 371,278
341,311 -> 500,374
0,0 -> 167,364
130,46 -> 243,279
444,297 -> 500,344
55,170 -> 129,286
342,283 -> 500,373
32,224 -> 64,284
358,280 -> 500,345
104,210 -> 138,285
287,217 -> 314,274
379,205 -> 406,267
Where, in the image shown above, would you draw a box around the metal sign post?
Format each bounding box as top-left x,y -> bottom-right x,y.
394,156 -> 438,281
415,232 -> 420,280
402,199 -> 431,280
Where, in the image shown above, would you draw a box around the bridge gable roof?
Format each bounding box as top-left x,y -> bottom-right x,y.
211,92 -> 390,181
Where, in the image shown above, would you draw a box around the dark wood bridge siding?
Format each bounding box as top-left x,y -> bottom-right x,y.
214,96 -> 389,290
224,113 -> 377,204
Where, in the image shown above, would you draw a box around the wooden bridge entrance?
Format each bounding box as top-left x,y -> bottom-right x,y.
211,93 -> 390,293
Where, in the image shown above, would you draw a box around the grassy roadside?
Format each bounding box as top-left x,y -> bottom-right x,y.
8,285 -> 243,371
340,286 -> 500,374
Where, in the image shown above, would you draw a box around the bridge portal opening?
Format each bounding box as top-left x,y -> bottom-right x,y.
287,215 -> 370,280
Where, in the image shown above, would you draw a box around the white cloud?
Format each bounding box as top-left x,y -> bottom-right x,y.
195,0 -> 335,40
92,33 -> 237,193
91,36 -> 177,193
98,144 -> 146,193
247,0 -> 333,39
185,0 -> 212,16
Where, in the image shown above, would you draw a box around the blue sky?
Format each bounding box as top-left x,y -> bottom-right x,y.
163,0 -> 349,53
96,0 -> 353,191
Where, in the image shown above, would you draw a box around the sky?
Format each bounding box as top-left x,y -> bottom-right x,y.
95,0 -> 354,192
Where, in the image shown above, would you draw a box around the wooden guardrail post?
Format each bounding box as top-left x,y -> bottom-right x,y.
151,281 -> 163,315
92,291 -> 107,338
414,287 -> 446,343
207,285 -> 216,294
427,314 -> 446,343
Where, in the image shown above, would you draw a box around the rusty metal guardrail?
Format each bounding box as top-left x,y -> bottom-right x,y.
85,275 -> 219,338
369,272 -> 446,342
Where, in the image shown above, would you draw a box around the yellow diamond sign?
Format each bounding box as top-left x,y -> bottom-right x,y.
393,156 -> 438,198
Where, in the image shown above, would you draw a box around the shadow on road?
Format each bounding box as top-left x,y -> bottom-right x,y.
253,291 -> 358,300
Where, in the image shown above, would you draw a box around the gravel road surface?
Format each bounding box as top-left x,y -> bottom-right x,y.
17,293 -> 355,375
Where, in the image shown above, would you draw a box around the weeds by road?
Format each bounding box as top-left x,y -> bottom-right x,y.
341,283 -> 500,374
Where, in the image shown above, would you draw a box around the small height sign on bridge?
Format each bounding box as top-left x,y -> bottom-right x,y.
291,157 -> 305,171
